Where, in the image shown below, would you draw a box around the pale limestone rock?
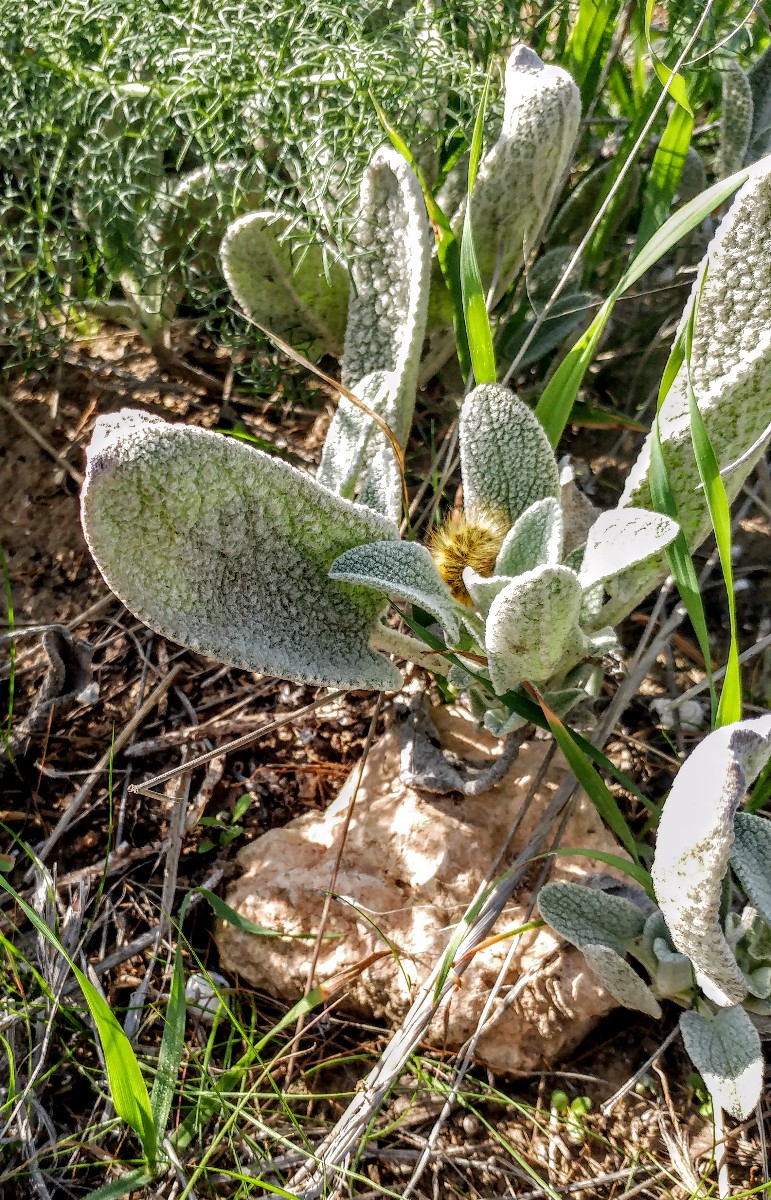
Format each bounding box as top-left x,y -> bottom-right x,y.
216,706 -> 626,1071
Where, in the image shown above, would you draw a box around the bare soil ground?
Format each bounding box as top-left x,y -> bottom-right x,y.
1,331 -> 770,1198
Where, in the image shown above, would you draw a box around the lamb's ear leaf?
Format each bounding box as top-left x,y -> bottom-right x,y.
485,565 -> 582,694
732,812 -> 771,927
679,1006 -> 763,1120
462,568 -> 509,617
329,540 -> 461,643
460,384 -> 560,529
651,715 -> 771,1006
220,210 -> 347,360
748,44 -> 771,162
81,410 -> 402,691
446,44 -> 580,305
316,370 -> 395,499
538,882 -> 647,956
582,943 -> 662,1018
719,60 -> 754,179
579,508 -> 679,590
495,497 -> 563,577
651,937 -> 694,999
318,147 -> 432,521
606,155 -> 771,623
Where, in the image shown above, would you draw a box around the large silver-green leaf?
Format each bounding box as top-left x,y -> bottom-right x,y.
485,565 -> 582,694
578,509 -> 678,591
651,715 -> 771,1007
732,813 -> 771,927
462,569 -> 509,617
220,210 -> 348,359
582,943 -> 662,1018
680,1006 -> 763,1120
318,147 -> 432,521
718,60 -> 753,179
538,882 -> 647,955
329,540 -> 461,643
495,496 -> 563,577
81,410 -> 402,690
442,44 -> 580,304
459,384 -> 560,530
748,43 -> 771,163
605,154 -> 771,625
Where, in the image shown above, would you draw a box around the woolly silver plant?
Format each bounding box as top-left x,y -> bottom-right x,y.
600,152 -> 771,628
539,714 -> 771,1121
438,44 -> 581,305
82,137 -> 771,759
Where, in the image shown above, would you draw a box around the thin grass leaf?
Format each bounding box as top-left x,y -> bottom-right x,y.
635,102 -> 694,251
461,72 -> 496,386
648,312 -> 717,721
535,166 -> 751,446
149,942 -> 187,1144
196,887 -> 339,940
525,686 -> 641,864
565,0 -> 624,107
546,847 -> 654,897
643,0 -> 692,114
684,279 -> 742,725
0,875 -> 156,1164
82,1170 -> 155,1200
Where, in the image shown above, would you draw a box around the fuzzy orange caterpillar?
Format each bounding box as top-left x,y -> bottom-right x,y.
428,507 -> 509,605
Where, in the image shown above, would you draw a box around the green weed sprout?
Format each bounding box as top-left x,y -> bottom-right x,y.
539,713 -> 771,1122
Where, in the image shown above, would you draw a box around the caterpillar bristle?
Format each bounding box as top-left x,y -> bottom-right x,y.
428,506 -> 509,605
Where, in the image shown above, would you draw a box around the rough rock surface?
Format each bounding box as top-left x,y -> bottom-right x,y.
217,705 -> 626,1072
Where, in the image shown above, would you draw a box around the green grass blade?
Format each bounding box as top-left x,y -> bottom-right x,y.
683,279 -> 742,726
565,0 -> 624,107
0,875 -> 157,1164
635,102 -> 693,251
535,166 -> 750,447
196,886 -> 339,939
648,425 -> 717,723
82,1170 -> 154,1200
149,941 -> 187,1144
527,687 -> 641,864
461,71 -> 496,386
546,848 -> 654,897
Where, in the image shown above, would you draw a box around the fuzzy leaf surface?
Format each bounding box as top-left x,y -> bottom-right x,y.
579,508 -> 679,590
732,812 -> 771,927
462,568 -> 509,617
608,155 -> 771,621
221,211 -> 347,358
459,384 -> 560,530
485,565 -> 582,693
582,943 -> 662,1017
330,540 -> 461,642
538,881 -> 647,955
442,44 -> 580,304
495,497 -> 563,577
81,410 -> 402,690
719,61 -> 754,179
318,147 -> 432,520
680,1006 -> 763,1120
651,714 -> 771,1006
